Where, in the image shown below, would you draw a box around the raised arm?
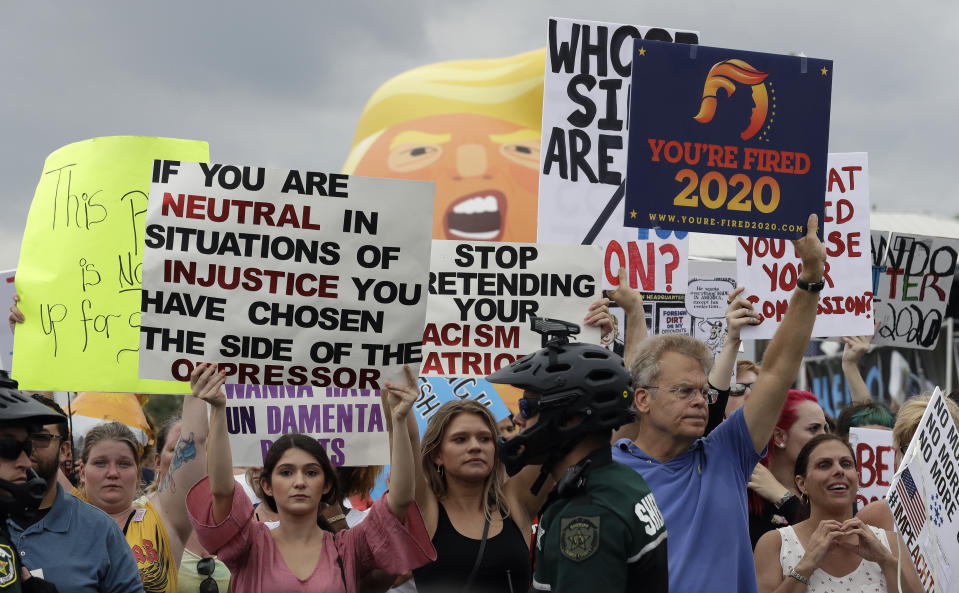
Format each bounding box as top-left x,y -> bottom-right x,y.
383,365 -> 419,521
607,267 -> 646,367
399,376 -> 437,527
152,382 -> 214,555
191,363 -> 233,524
708,286 -> 758,390
742,214 -> 826,452
841,331 -> 875,404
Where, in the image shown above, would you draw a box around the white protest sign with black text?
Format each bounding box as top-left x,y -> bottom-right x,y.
887,388 -> 959,593
139,162 -> 434,391
686,260 -> 737,357
422,240 -> 602,377
537,17 -> 697,293
0,270 -> 15,370
738,153 -> 873,339
848,426 -> 896,511
871,231 -> 959,350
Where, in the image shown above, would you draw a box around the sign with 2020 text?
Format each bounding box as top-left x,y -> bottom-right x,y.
625,41 -> 832,239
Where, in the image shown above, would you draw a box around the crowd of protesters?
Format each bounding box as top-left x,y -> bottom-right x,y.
2,212 -> 958,593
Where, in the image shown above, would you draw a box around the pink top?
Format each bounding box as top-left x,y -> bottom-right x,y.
186,477 -> 436,593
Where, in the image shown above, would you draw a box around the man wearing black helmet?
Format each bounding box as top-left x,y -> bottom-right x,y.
487,318 -> 667,593
0,372 -> 142,593
0,371 -> 65,592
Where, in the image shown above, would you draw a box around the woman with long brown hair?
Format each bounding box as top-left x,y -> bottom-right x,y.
406,397 -> 546,593
754,434 -> 921,593
186,363 -> 434,593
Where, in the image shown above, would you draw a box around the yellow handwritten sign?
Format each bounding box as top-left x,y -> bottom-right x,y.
12,137 -> 209,392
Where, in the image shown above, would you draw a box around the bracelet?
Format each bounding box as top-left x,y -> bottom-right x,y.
788,569 -> 810,586
796,278 -> 825,292
774,491 -> 796,509
327,513 -> 347,523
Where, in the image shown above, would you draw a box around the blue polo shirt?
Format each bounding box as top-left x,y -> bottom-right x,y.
612,407 -> 762,593
6,483 -> 143,593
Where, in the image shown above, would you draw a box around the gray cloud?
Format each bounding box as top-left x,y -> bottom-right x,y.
2,1 -> 957,270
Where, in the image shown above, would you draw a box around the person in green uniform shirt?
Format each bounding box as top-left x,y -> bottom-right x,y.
0,371 -> 62,593
487,318 -> 668,593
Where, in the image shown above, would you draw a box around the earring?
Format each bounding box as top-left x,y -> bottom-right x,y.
436,465 -> 445,478
776,442 -> 785,449
800,491 -> 808,505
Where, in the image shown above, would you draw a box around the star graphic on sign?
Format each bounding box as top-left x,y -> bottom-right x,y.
820,66 -> 828,76
0,559 -> 8,577
930,494 -> 944,527
638,47 -> 646,56
630,210 -> 637,219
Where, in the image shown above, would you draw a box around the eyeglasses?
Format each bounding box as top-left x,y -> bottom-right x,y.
641,385 -> 712,403
730,382 -> 754,396
0,438 -> 33,461
196,557 -> 218,593
29,433 -> 63,449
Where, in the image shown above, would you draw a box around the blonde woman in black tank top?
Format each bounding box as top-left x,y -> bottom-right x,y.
405,399 -> 548,593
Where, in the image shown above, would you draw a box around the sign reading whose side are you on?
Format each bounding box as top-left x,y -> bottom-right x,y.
421,240 -> 602,378
738,153 -> 873,340
887,388 -> 959,593
870,230 -> 959,350
538,17 -> 698,294
140,163 -> 433,462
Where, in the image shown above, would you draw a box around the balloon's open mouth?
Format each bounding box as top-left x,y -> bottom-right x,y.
445,190 -> 506,241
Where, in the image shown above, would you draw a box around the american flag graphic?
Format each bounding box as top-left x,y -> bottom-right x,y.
895,468 -> 926,535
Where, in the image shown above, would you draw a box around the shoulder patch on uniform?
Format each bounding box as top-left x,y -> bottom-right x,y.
560,516 -> 600,562
0,544 -> 18,587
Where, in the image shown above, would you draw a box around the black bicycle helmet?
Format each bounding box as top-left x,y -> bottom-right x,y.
0,371 -> 66,427
487,317 -> 634,481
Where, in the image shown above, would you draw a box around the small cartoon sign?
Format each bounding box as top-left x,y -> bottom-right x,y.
624,41 -> 832,239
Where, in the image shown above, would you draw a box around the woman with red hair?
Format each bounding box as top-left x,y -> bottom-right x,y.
749,389 -> 828,547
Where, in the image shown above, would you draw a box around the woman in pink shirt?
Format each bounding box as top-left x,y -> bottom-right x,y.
186,364 -> 436,593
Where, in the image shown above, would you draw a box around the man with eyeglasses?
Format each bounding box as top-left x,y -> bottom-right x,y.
23,396 -> 72,497
489,318 -> 667,593
0,371 -> 65,592
612,214 -> 827,593
0,374 -> 143,593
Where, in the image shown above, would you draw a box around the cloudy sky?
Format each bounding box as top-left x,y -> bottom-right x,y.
3,1 -> 956,271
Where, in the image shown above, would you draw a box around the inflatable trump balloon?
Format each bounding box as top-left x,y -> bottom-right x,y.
344,49 -> 545,243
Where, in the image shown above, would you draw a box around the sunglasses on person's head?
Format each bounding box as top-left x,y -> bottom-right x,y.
197,557 -> 218,593
730,382 -> 754,396
0,438 -> 33,461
